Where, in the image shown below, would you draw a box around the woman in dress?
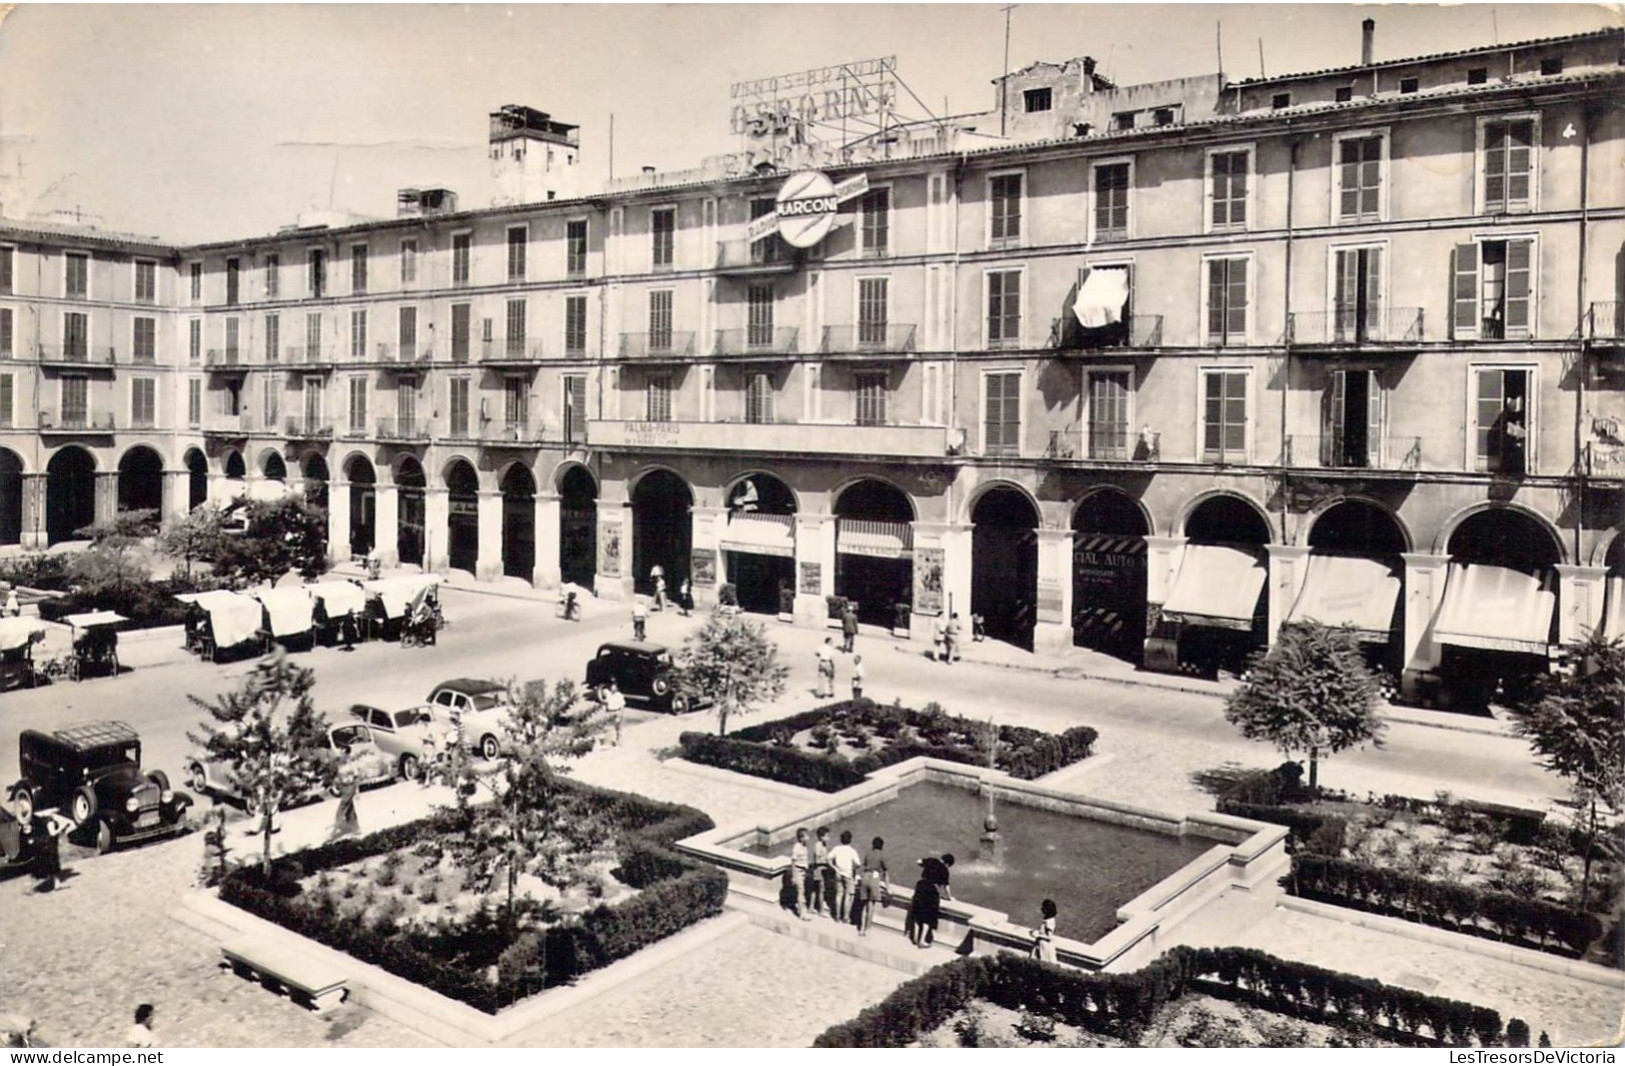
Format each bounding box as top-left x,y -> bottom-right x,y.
1030,898 -> 1058,963
330,771 -> 360,840
905,853 -> 954,947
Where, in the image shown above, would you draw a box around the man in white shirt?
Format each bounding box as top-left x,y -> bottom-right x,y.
603,681 -> 628,746
814,638 -> 836,698
827,829 -> 862,924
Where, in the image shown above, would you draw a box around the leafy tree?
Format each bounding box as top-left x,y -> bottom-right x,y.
157,506 -> 228,580
1223,621 -> 1385,791
187,650 -> 332,876
425,679 -> 612,937
1503,632 -> 1625,910
675,613 -> 789,735
213,496 -> 329,587
69,509 -> 158,594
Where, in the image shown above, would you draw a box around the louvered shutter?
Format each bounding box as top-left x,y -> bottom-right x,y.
1504,240 -> 1532,335
1452,244 -> 1480,339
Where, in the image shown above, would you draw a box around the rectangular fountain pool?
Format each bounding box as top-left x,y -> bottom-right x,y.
748,778 -> 1223,943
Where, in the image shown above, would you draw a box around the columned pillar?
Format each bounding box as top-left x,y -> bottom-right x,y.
1555,564 -> 1609,645
475,489 -> 503,581
534,491 -> 562,589
424,487 -> 449,573
1399,552 -> 1451,702
20,473 -> 46,550
1143,535 -> 1188,611
909,521 -> 971,641
793,512 -> 836,626
374,484 -> 400,567
327,476 -> 352,564
162,469 -> 190,520
94,471 -> 118,525
1033,528 -> 1075,654
690,505 -> 724,609
1266,544 -> 1312,645
596,501 -> 631,602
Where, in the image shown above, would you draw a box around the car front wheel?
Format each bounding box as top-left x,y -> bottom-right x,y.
187,763 -> 208,795
94,819 -> 114,855
69,786 -> 96,827
400,754 -> 421,782
651,676 -> 672,698
479,734 -> 500,760
7,785 -> 34,824
669,694 -> 690,714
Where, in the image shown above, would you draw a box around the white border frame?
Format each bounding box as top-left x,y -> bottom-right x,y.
128,374 -> 157,429
986,167 -> 1027,248
1203,143 -> 1256,235
649,203 -> 678,272
851,366 -> 890,427
858,181 -> 893,258
1465,361 -> 1539,472
1198,251 -> 1256,346
983,264 -> 1027,350
1330,127 -> 1391,225
349,242 -> 370,295
505,224 -> 529,283
62,248 -> 91,301
978,365 -> 1025,458
1475,111 -> 1542,215
1082,363 -> 1137,460
1454,231 -> 1541,342
132,258 -> 158,305
1323,239 -> 1391,342
1194,363 -> 1255,464
1088,155 -> 1136,244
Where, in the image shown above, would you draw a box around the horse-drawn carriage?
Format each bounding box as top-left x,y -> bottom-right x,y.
362,575 -> 444,646
0,618 -> 46,690
59,611 -> 127,681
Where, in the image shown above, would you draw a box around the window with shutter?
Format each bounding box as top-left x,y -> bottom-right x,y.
1322,368 -> 1379,467
399,240 -> 417,285
858,278 -> 889,346
566,220 -> 588,276
133,317 -> 156,364
507,227 -> 527,281
451,303 -> 471,361
349,378 -> 368,434
225,257 -> 241,305
0,246 -> 13,293
396,379 -> 415,428
265,314 -> 279,363
0,309 -> 11,358
304,376 -> 325,430
855,371 -> 888,427
64,312 -> 88,359
448,377 -> 469,437
189,320 -> 201,363
504,378 -> 526,428
64,253 -> 88,298
0,373 -> 15,426
309,249 -> 326,297
651,208 -> 675,268
1333,247 -> 1382,342
1093,162 -> 1130,240
451,233 -> 471,286
987,270 -> 1022,347
349,310 -> 366,360
649,290 -> 673,351
132,378 -> 155,428
1483,118 -> 1535,213
1474,368 -> 1531,474
565,295 -> 587,354
263,373 -> 278,426
135,261 -> 156,303
983,371 -> 1022,456
1205,259 -> 1248,344
1088,372 -> 1131,459
265,254 -> 280,298
1202,370 -> 1248,462
506,299 -> 527,355
646,374 -> 672,422
62,376 -> 88,425
563,374 -> 587,443
350,246 -> 367,294
860,188 -> 890,256
990,173 -> 1023,244
1210,150 -> 1249,230
189,379 -> 202,427
747,284 -> 775,348
398,307 -> 416,358
1337,135 -> 1383,221
745,372 -> 773,424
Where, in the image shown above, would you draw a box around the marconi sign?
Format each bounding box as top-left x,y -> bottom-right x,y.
746,170 -> 870,249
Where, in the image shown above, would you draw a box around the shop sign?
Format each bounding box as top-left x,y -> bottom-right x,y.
624,421 -> 682,447
747,170 -> 869,249
799,560 -> 822,595
448,498 -> 479,517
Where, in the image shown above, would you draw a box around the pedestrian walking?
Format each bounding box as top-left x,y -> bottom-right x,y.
815,638 -> 836,698
945,612 -> 963,664
678,577 -> 693,616
855,836 -> 888,936
788,828 -> 813,921
1030,898 -> 1059,963
31,810 -> 73,893
653,572 -> 667,612
905,853 -> 954,947
850,654 -> 864,700
632,598 -> 649,641
341,608 -> 359,651
931,616 -> 947,662
603,681 -> 627,746
972,613 -> 987,642
828,829 -> 861,924
330,771 -> 360,841
125,1005 -> 155,1049
808,826 -> 832,917
840,602 -> 859,653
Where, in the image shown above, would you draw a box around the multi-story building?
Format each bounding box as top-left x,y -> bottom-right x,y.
1,24 -> 1620,710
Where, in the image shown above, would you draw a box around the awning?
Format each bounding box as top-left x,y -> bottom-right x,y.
1600,575 -> 1623,641
719,513 -> 796,558
62,611 -> 128,630
310,581 -> 368,618
1286,554 -> 1403,641
251,587 -> 315,637
837,519 -> 913,559
365,575 -> 442,619
208,479 -> 248,507
1073,265 -> 1129,330
1161,544 -> 1267,630
179,590 -> 263,649
1434,563 -> 1556,655
0,617 -> 45,653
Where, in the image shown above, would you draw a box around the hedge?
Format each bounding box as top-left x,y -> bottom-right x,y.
217,778 -> 726,1013
1289,854 -> 1603,958
37,575 -> 222,630
679,699 -> 1098,793
813,946 -> 1511,1048
1218,800 -> 1348,856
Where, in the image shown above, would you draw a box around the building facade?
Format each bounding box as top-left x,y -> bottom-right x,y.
1,28 -> 1621,708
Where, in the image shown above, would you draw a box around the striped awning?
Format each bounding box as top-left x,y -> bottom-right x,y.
1600,575 -> 1623,641
1435,563 -> 1556,655
1073,533 -> 1146,560
837,519 -> 913,559
720,513 -> 796,558
1287,554 -> 1403,642
1161,544 -> 1267,630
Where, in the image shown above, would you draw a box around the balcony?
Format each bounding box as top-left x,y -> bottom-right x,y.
587,418 -> 951,459
205,349 -> 248,372
1589,302 -> 1624,348
820,324 -> 917,355
1282,435 -> 1423,473
1050,315 -> 1164,353
483,421 -> 545,446
714,239 -> 797,277
284,417 -> 333,439
376,343 -> 432,368
480,340 -> 545,367
39,410 -> 115,434
713,327 -> 799,357
202,413 -> 255,438
283,346 -> 336,369
1586,441 -> 1625,484
1047,429 -> 1161,463
1286,307 -> 1424,349
37,345 -> 116,369
376,418 -> 431,443
619,331 -> 696,359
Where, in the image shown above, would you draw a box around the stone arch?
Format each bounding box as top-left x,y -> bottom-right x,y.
553,460 -> 598,497
972,485 -> 1041,650
1181,491 -> 1275,545
1070,486 -> 1155,540
721,470 -> 797,615
962,478 -> 1042,528
444,458 -> 481,575
1304,496 -> 1412,555
1601,530 -> 1624,572
395,455 -> 427,567
439,452 -> 485,490
45,445 -> 96,545
500,461 -> 537,581
724,469 -> 801,516
1435,502 -> 1567,568
115,444 -> 164,515
183,448 -> 209,511
558,463 -> 598,589
222,450 -> 247,480
832,478 -> 916,627
1071,487 -> 1152,660
343,454 -> 377,557
631,468 -> 693,597
0,447 -> 22,545
832,475 -> 918,522
261,451 -> 288,482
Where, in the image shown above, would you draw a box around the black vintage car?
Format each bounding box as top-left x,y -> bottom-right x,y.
584,640 -> 710,714
7,722 -> 192,853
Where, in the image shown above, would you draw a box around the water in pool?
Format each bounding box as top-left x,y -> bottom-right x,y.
756,780 -> 1220,943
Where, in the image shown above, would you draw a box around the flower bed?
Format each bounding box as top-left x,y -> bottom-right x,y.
217,779 -> 726,1013
678,699 -> 1098,793
814,947 -> 1517,1049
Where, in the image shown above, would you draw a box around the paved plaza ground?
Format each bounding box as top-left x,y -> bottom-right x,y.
0,570 -> 1618,1047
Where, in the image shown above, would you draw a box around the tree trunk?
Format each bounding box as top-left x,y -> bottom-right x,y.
1580,795 -> 1597,914
1308,748 -> 1320,793
259,796 -> 274,879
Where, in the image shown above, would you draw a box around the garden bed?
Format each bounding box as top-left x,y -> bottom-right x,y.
217,779 -> 727,1013
678,699 -> 1098,793
815,947 -> 1519,1048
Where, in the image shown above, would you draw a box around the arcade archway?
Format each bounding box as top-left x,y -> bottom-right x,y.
0,449 -> 22,545
722,472 -> 796,615
559,465 -> 597,589
116,446 -> 164,515
501,464 -> 536,581
302,454 -> 329,511
631,469 -> 692,597
396,457 -> 426,568
184,448 -> 208,511
834,479 -> 915,628
1071,489 -> 1149,661
344,456 -> 377,557
46,447 -> 96,545
971,486 -> 1039,650
445,460 -> 480,575
1151,493 -> 1273,677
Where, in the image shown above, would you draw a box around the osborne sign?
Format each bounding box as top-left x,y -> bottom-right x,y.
730,57 -> 897,140
747,170 -> 869,248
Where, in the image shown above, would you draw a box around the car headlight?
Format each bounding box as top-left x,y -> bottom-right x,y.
160,789 -> 175,804
125,796 -> 140,813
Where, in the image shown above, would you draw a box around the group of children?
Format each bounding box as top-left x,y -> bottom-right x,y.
787,826 -> 889,936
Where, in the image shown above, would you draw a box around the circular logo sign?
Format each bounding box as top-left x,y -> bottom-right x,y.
775,170 -> 840,249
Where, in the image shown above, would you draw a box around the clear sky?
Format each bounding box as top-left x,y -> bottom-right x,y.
0,3 -> 1614,243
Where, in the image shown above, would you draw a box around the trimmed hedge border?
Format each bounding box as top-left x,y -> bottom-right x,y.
813,946 -> 1513,1048
679,699 -> 1098,793
217,779 -> 726,1014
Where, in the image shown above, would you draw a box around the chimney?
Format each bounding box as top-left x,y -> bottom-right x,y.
641,166 -> 656,178
1361,18 -> 1375,66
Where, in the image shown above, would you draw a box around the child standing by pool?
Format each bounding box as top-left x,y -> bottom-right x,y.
1030,898 -> 1058,963
788,828 -> 813,921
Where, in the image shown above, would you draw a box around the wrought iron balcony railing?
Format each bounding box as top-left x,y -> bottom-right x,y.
1586,440 -> 1625,480
205,349 -> 247,369
820,324 -> 917,354
284,417 -> 333,439
1286,307 -> 1424,346
375,343 -> 433,365
37,345 -> 116,367
375,418 -> 431,442
283,346 -> 336,366
39,410 -> 115,432
1050,314 -> 1164,351
714,238 -> 796,274
713,327 -> 799,356
1283,434 -> 1423,471
1047,428 -> 1161,461
485,421 -> 543,444
480,340 -> 545,364
1589,302 -> 1625,342
619,331 -> 696,358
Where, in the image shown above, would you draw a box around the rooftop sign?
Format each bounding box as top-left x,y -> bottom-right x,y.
747,170 -> 869,248
730,57 -> 897,143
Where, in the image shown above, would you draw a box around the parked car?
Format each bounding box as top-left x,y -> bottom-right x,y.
7,721 -> 192,853
348,702 -> 446,781
185,722 -> 396,810
584,640 -> 710,714
425,679 -> 514,759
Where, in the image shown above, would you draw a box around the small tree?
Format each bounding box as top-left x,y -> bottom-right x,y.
425,679 -> 611,937
213,496 -> 329,587
1503,632 -> 1625,911
1223,621 -> 1386,792
158,507 -> 228,580
187,650 -> 332,876
70,509 -> 158,594
675,613 -> 789,735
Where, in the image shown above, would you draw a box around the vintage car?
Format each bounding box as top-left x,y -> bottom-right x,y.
425,679 -> 515,759
584,640 -> 710,714
185,722 -> 396,810
347,702 -> 447,781
7,722 -> 193,853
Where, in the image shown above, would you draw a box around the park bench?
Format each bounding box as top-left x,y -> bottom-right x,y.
221,937 -> 349,1012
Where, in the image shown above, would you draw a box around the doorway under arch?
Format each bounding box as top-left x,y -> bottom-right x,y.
1072,490 -> 1149,661
834,479 -> 915,628
0,449 -> 22,545
46,447 -> 96,545
445,460 -> 480,575
117,446 -> 164,515
184,449 -> 209,511
722,472 -> 796,615
971,486 -> 1040,650
1307,498 -> 1409,556
631,469 -> 693,597
396,457 -> 426,568
501,464 -> 536,581
344,456 -> 377,557
559,466 -> 598,589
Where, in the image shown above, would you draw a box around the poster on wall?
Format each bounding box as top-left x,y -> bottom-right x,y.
1036,577 -> 1065,625
799,560 -> 821,595
914,546 -> 944,616
598,520 -> 622,577
691,548 -> 717,587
